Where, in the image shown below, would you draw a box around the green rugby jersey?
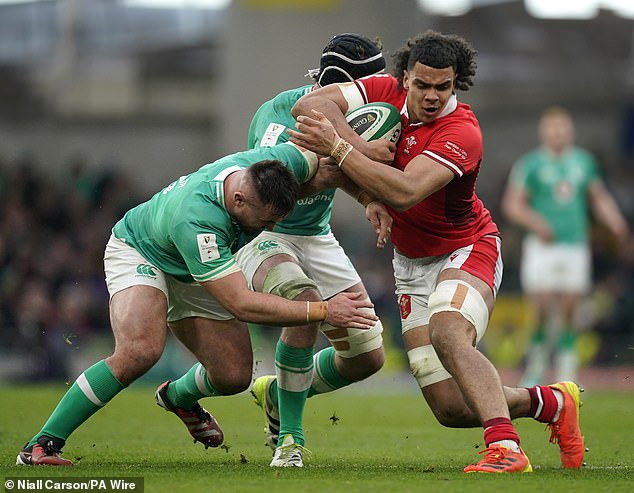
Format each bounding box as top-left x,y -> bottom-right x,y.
112,144 -> 315,283
509,146 -> 600,244
249,85 -> 335,237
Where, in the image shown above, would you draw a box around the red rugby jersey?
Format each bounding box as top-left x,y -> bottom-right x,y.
353,74 -> 499,257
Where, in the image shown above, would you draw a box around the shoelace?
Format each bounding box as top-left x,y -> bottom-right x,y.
42,439 -> 64,455
547,423 -> 562,445
475,446 -> 507,464
277,443 -> 313,461
191,404 -> 212,424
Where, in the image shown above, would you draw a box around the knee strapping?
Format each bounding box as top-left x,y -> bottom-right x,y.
320,307 -> 383,358
407,345 -> 452,388
261,262 -> 318,300
428,280 -> 489,344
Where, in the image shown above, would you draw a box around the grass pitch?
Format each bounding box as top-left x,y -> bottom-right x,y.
1,380 -> 633,493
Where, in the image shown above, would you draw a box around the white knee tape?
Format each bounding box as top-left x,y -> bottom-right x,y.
407,345 -> 452,388
320,307 -> 383,358
428,280 -> 489,344
261,262 -> 318,300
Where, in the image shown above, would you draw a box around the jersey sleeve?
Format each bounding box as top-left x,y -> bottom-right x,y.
508,156 -> 531,189
582,149 -> 601,185
268,142 -> 318,183
353,74 -> 401,106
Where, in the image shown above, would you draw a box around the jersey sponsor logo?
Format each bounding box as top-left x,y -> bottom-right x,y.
403,135 -> 417,155
449,253 -> 459,262
257,240 -> 279,251
296,194 -> 331,206
162,175 -> 189,194
444,140 -> 468,160
197,233 -> 220,262
398,294 -> 411,319
136,264 -> 157,278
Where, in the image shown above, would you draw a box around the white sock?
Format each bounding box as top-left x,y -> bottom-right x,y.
491,440 -> 520,453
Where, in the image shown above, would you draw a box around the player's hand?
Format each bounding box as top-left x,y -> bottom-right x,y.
533,219 -> 554,243
314,157 -> 346,189
288,110 -> 339,156
365,201 -> 392,248
363,140 -> 396,164
325,291 -> 377,329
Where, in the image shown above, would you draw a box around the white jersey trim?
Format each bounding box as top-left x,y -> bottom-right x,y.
193,261 -> 241,283
422,150 -> 464,177
339,82 -> 365,112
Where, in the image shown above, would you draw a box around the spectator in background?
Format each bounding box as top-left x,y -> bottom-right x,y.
502,106 -> 629,386
0,153 -> 135,379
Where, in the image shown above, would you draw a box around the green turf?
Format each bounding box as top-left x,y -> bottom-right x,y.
1,381 -> 633,492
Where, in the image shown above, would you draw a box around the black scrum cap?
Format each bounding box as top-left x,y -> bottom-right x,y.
307,33 -> 385,86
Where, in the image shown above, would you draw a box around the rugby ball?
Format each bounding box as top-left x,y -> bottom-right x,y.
345,102 -> 402,143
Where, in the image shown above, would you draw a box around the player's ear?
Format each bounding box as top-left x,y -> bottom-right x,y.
233,191 -> 247,208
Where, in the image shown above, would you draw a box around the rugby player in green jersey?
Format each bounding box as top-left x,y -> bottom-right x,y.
238,33 -> 391,467
16,143 -> 377,466
503,106 -> 629,386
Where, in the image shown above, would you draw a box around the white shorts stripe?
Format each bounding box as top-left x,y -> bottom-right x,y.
77,373 -> 105,407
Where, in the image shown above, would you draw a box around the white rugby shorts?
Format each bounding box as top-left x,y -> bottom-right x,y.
393,235 -> 503,332
520,235 -> 591,294
104,234 -> 234,322
234,231 -> 361,300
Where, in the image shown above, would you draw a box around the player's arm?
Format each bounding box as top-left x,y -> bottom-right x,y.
292,83 -> 395,163
296,155 -> 348,197
587,179 -> 630,246
338,172 -> 392,248
501,176 -> 553,242
201,271 -> 377,329
288,110 -> 453,211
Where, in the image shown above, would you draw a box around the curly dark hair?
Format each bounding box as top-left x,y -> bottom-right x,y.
247,160 -> 300,217
390,30 -> 477,91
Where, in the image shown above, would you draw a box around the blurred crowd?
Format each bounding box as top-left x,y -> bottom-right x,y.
1,151 -> 633,382
0,152 -> 141,380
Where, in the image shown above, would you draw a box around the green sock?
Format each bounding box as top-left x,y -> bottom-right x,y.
558,328 -> 577,350
307,347 -> 352,397
30,360 -> 125,446
166,363 -> 226,410
531,329 -> 547,345
276,340 -> 313,446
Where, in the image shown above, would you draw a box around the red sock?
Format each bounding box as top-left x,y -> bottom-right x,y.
483,417 -> 520,447
527,385 -> 558,423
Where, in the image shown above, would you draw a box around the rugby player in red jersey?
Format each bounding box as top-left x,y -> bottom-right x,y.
288,30 -> 584,472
